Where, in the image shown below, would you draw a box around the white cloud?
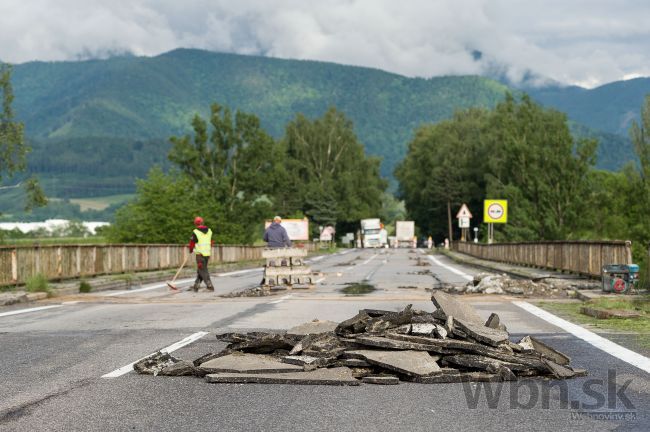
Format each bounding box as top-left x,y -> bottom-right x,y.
0,0 -> 649,87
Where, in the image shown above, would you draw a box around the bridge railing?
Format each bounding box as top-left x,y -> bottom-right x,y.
452,240 -> 632,278
0,243 -> 316,286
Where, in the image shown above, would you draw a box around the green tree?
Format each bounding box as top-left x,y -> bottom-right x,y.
485,94 -> 597,240
0,63 -> 47,212
106,167 -> 247,244
626,95 -> 650,272
395,108 -> 489,241
168,103 -> 282,242
281,107 -> 387,231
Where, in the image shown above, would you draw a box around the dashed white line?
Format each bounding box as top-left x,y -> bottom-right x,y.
314,277 -> 325,284
427,255 -> 473,281
513,301 -> 650,374
268,294 -> 293,304
361,254 -> 379,266
309,256 -> 325,262
0,304 -> 63,318
101,331 -> 209,378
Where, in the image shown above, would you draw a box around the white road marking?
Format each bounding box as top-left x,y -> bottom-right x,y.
309,256 -> 325,262
339,249 -> 355,255
0,304 -> 63,318
101,331 -> 209,378
427,255 -> 473,281
361,254 -> 379,266
268,294 -> 292,304
103,281 -> 186,297
315,277 -> 325,284
513,301 -> 650,374
217,268 -> 263,277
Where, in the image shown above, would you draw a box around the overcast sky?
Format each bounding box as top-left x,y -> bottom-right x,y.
1,0 -> 648,88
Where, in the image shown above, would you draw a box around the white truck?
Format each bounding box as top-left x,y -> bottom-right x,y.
395,221 -> 415,248
360,218 -> 382,248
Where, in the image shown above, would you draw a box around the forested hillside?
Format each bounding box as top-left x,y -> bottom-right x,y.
2,48 -> 645,220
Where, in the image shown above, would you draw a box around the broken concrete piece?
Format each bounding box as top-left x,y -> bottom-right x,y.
347,349 -> 441,377
542,358 -> 576,379
518,336 -> 571,366
453,319 -> 509,347
354,335 -> 462,354
282,355 -> 335,367
336,311 -> 372,336
411,371 -> 503,383
411,323 -> 436,336
133,351 -> 179,376
205,367 -> 360,385
222,332 -> 295,354
199,353 -> 303,374
362,375 -> 400,385
485,313 -> 507,332
287,320 -> 339,336
335,358 -> 371,367
444,354 -> 534,372
159,360 -> 201,377
431,292 -> 485,325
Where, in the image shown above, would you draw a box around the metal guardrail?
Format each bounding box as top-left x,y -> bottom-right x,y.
452,240 -> 632,278
0,243 -> 315,286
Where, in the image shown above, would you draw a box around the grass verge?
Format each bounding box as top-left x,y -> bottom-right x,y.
536,296 -> 650,349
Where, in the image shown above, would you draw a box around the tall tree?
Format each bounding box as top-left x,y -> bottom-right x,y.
168,103 -> 281,242
0,63 -> 47,211
281,107 -> 387,232
485,94 -> 596,240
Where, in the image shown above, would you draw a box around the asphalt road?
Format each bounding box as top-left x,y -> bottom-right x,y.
0,249 -> 648,431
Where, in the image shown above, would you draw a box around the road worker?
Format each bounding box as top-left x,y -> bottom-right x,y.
188,216 -> 214,292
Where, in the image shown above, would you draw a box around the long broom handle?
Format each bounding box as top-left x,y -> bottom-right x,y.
171,254 -> 189,283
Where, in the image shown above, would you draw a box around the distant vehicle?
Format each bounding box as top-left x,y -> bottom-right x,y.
360,218 -> 382,248
395,221 -> 415,248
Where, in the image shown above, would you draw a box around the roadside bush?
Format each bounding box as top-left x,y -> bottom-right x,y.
25,273 -> 51,295
79,280 -> 92,293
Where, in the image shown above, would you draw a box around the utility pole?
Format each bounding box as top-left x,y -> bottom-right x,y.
447,200 -> 453,242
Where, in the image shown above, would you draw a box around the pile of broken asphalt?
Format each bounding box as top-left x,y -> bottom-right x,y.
134,292 -> 586,386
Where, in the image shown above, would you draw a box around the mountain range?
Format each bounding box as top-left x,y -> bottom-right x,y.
3,48 -> 649,218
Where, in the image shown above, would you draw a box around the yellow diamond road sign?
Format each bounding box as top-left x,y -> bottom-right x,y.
484,200 -> 508,223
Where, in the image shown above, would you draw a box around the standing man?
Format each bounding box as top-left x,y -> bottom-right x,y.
189,216 -> 214,292
264,216 -> 291,248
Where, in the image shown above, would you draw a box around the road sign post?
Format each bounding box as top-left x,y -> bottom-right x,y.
483,200 -> 508,244
456,204 -> 473,243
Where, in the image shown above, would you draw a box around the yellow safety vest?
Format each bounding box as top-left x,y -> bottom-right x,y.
193,229 -> 212,256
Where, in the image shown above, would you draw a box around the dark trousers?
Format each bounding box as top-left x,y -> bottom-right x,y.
194,254 -> 213,287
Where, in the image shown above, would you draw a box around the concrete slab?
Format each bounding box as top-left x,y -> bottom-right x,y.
287,320 -> 339,336
453,319 -> 509,347
353,335 -> 461,354
518,336 -> 571,366
431,292 -> 484,324
199,353 -> 303,374
346,349 -> 441,377
362,375 -> 400,385
205,367 -> 360,385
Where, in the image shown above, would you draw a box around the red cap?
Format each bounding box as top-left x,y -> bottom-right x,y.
194,216 -> 204,226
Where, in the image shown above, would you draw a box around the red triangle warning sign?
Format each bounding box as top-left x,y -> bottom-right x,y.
456,204 -> 473,219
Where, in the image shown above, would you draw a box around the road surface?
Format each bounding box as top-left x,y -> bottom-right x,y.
1,249 -> 648,431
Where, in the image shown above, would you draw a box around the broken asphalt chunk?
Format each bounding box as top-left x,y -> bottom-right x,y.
362,375 -> 400,385
199,353 -> 303,374
205,367 -> 360,385
431,292 -> 484,325
346,349 -> 441,377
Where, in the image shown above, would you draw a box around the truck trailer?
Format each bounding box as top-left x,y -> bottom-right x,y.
395,221 -> 415,248
360,218 -> 382,248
